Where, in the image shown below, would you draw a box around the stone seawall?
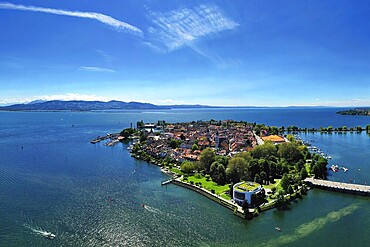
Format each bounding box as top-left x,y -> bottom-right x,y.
172,179 -> 246,219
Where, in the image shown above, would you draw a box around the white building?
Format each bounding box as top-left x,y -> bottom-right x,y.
233,181 -> 263,205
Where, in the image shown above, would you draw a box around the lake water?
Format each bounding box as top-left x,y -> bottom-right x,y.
0,108 -> 369,246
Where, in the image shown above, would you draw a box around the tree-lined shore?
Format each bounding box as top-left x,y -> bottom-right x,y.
123,120 -> 329,215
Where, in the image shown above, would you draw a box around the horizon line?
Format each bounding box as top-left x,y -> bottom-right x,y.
0,99 -> 368,108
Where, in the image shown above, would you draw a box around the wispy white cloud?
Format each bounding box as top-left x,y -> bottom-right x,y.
38,93 -> 109,102
95,50 -> 114,64
155,99 -> 184,105
0,98 -> 31,105
146,4 -> 239,52
79,66 -> 116,72
0,2 -> 142,35
0,93 -> 110,105
319,98 -> 370,107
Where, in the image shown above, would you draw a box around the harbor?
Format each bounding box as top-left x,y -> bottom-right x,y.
294,134 -> 332,159
90,133 -> 121,146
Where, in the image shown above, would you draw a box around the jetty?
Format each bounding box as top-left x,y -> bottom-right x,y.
304,178 -> 370,196
90,133 -> 120,145
161,179 -> 173,186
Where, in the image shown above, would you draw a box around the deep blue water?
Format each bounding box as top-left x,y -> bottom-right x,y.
0,108 -> 369,246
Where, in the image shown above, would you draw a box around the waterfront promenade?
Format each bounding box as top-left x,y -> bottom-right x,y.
305,178 -> 370,196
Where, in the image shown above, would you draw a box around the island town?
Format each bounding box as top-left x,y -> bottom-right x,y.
91,120 -> 370,219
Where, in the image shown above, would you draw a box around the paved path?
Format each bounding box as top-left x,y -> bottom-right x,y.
253,131 -> 264,145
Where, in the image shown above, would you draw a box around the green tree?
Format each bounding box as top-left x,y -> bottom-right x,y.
251,143 -> 277,159
226,157 -> 250,183
287,185 -> 294,195
254,126 -> 261,136
286,134 -> 295,142
254,174 -> 261,184
181,161 -> 196,174
199,148 -> 216,172
280,173 -> 290,191
191,143 -> 199,151
271,187 -> 277,194
120,128 -> 135,139
137,120 -> 144,128
300,167 -> 308,180
312,164 -> 321,178
169,139 -> 180,149
215,156 -> 229,168
277,142 -> 304,163
260,171 -> 267,185
215,164 -> 226,185
312,157 -> 328,179
210,162 -> 219,179
234,152 -> 253,162
276,190 -> 286,203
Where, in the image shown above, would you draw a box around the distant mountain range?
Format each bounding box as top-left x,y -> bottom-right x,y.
0,100 -> 213,111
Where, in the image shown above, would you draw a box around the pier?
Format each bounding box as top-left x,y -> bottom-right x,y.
90,133 -> 120,145
305,178 -> 370,196
161,179 -> 173,186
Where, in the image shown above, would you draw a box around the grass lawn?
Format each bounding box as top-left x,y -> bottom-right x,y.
263,179 -> 282,190
185,175 -> 229,195
170,167 -> 183,175
220,193 -> 231,200
305,163 -> 312,176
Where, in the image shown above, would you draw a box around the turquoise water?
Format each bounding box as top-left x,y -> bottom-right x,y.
0,108 -> 369,246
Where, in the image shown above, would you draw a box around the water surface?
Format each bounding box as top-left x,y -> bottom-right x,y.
0,108 -> 369,246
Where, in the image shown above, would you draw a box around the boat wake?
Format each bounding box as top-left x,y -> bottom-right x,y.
23,224 -> 56,239
143,205 -> 163,214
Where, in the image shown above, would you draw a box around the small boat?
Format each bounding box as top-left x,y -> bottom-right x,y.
343,167 -> 348,172
141,204 -> 145,207
275,227 -> 282,231
331,165 -> 339,172
42,231 -> 56,240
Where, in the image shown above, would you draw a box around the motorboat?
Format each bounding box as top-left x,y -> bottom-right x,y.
41,231 -> 56,240
331,165 -> 339,172
275,227 -> 282,231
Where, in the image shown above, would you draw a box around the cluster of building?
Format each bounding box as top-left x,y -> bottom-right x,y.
139,120 -> 258,163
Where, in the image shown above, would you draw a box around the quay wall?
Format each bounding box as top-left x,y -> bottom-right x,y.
172,180 -> 246,219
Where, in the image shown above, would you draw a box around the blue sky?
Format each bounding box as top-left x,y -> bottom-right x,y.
0,0 -> 369,106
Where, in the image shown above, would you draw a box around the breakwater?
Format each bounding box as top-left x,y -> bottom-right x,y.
305,178 -> 370,196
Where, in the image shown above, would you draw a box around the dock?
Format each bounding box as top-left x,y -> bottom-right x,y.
161,179 -> 173,186
304,178 -> 370,196
90,133 -> 120,145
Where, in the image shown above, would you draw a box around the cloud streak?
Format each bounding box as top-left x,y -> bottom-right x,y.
79,66 -> 116,72
0,2 -> 142,35
0,93 -> 110,105
146,4 -> 239,52
38,93 -> 109,102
